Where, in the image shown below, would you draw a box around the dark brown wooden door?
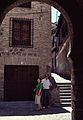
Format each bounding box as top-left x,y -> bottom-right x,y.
4,65 -> 39,101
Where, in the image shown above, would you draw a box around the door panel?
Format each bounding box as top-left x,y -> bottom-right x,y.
4,65 -> 39,101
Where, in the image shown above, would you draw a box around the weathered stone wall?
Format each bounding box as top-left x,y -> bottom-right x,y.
49,76 -> 60,106
0,2 -> 52,100
56,37 -> 71,79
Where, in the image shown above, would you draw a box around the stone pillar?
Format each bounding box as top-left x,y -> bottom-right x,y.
71,43 -> 83,120
72,67 -> 83,120
70,4 -> 83,119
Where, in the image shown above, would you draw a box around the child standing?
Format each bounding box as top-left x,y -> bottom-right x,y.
34,78 -> 42,111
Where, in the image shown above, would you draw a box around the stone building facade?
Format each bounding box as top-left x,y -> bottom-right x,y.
0,2 -> 52,101
52,15 -> 71,79
51,22 -> 58,72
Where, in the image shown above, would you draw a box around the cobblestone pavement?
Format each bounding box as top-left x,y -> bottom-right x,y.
0,101 -> 71,120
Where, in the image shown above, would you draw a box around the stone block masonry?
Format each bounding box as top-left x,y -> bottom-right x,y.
0,2 -> 52,100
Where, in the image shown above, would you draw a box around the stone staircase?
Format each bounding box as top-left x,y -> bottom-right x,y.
57,83 -> 71,106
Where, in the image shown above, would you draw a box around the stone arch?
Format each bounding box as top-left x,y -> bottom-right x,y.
1,1 -> 83,120
0,0 -> 74,118
1,0 -> 73,36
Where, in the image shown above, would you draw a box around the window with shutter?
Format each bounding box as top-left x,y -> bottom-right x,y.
10,18 -> 33,47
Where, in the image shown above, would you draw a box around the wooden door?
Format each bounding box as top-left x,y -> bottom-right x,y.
4,65 -> 39,101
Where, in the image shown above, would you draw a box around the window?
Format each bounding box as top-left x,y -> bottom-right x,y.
18,2 -> 31,8
10,18 -> 33,47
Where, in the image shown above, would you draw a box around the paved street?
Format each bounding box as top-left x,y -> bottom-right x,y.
0,101 -> 71,120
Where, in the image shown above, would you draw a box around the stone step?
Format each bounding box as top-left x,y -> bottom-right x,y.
59,85 -> 71,87
60,102 -> 71,106
59,92 -> 71,96
58,85 -> 71,89
60,96 -> 71,99
59,89 -> 71,92
58,85 -> 71,87
59,87 -> 71,90
60,98 -> 71,102
57,83 -> 71,106
58,82 -> 71,86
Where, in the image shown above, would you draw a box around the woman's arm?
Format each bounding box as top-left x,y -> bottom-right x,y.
37,89 -> 42,96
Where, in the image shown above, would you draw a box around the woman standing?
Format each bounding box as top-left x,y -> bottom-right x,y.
34,78 -> 42,111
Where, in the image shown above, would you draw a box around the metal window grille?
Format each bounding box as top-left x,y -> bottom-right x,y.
9,18 -> 33,48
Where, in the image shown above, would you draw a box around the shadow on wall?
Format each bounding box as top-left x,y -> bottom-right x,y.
49,75 -> 61,107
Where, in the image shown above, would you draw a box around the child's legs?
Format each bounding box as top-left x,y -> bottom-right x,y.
35,95 -> 41,110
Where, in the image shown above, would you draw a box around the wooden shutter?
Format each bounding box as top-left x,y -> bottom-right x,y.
12,19 -> 32,47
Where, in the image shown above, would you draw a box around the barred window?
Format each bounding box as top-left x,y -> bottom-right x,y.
10,18 -> 33,47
